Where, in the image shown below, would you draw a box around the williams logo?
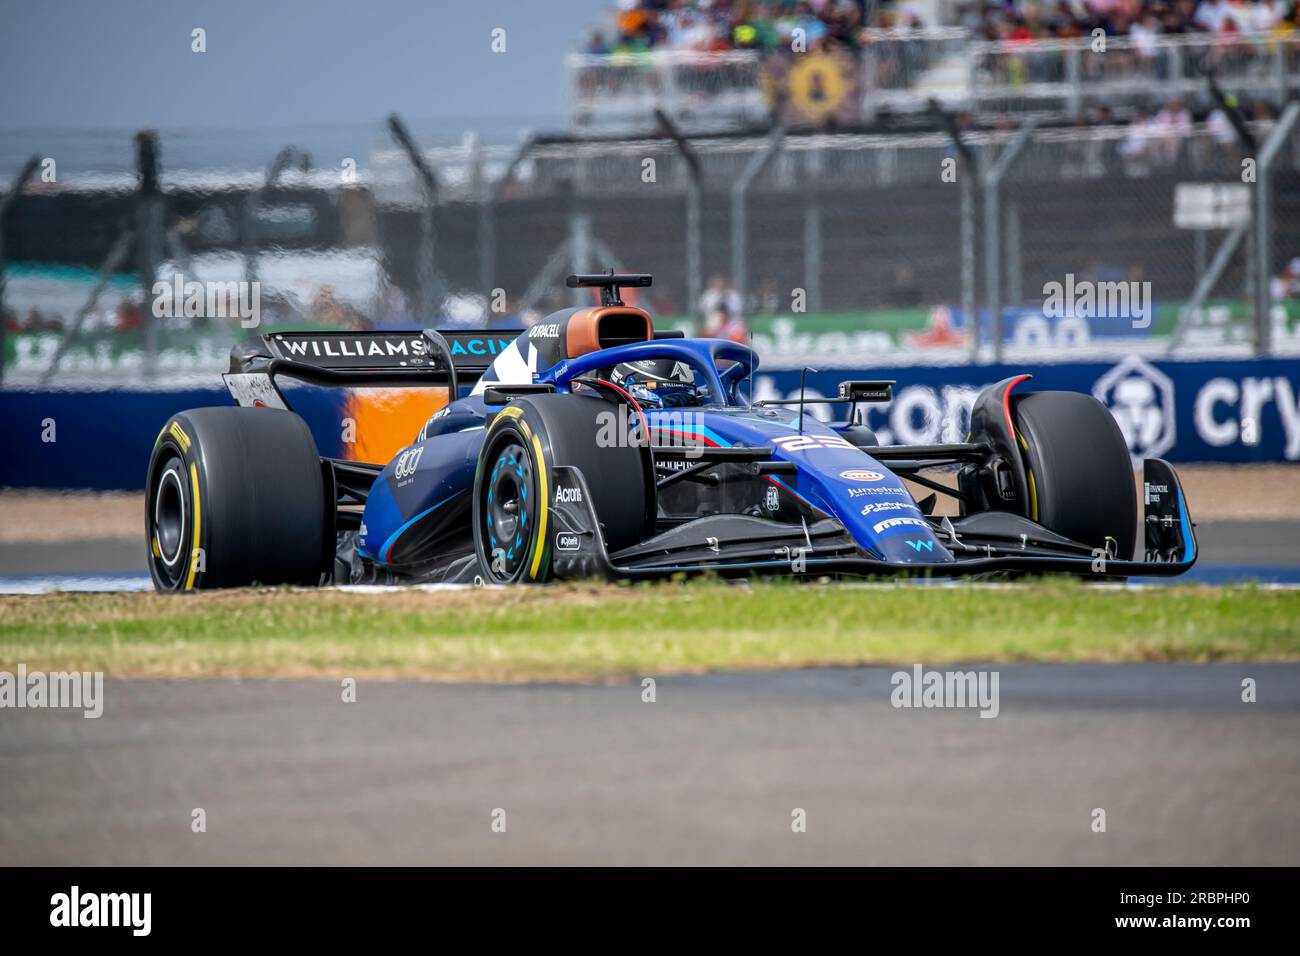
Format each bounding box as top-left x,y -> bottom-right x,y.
274,332 -> 428,368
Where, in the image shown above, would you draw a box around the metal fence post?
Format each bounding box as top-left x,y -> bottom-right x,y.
570,207 -> 593,307
0,156 -> 40,385
1254,101 -> 1300,356
244,145 -> 304,289
931,102 -> 980,360
983,119 -> 1038,364
480,133 -> 535,306
982,174 -> 999,364
804,141 -> 823,314
686,174 -> 702,320
388,114 -> 439,323
1066,44 -> 1081,119
1006,202 -> 1022,307
961,171 -> 976,360
731,126 -> 784,308
1274,41 -> 1287,106
1170,221 -> 1249,352
654,109 -> 702,321
477,154 -> 493,305
804,195 -> 822,316
135,131 -> 165,377
663,54 -> 680,124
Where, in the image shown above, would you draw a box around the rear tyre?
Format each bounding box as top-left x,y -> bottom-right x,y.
145,407 -> 326,591
1011,391 -> 1137,560
472,394 -> 653,583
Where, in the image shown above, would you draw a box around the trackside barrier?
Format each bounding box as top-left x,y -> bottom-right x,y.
2,355 -> 1298,489
0,388 -> 349,490
758,355 -> 1300,466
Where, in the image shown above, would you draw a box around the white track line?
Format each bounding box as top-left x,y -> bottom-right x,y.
3,576 -> 1296,596
0,575 -> 155,594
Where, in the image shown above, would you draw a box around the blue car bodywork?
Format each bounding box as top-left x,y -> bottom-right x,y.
357,336 -> 957,574
222,288 -> 1196,584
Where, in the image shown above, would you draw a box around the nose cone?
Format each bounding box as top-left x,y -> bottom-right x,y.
873,528 -> 954,564
810,470 -> 955,565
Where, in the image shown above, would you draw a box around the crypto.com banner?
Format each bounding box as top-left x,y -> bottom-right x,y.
2,355 -> 1299,489
757,355 -> 1300,465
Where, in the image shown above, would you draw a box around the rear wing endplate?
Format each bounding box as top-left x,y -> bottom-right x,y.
223,328 -> 520,410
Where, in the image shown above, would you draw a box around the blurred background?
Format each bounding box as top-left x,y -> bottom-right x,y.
3,0 -> 1300,492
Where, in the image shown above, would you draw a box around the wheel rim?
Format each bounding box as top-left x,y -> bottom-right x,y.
150,455 -> 187,588
483,440 -> 533,582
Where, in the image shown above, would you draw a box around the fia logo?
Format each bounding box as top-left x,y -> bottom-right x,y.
765,484 -> 780,512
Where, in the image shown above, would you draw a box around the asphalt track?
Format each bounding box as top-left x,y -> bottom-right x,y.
2,665 -> 1297,865
2,524 -> 1296,865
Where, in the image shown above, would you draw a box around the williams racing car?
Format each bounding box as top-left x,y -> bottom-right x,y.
145,272 -> 1196,590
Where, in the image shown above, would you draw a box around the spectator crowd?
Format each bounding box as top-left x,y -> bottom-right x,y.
582,0 -> 1300,53
973,0 -> 1300,41
582,0 -> 919,56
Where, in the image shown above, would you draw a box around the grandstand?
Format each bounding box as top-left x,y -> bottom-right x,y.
4,0 -> 1300,387
570,1 -> 1300,129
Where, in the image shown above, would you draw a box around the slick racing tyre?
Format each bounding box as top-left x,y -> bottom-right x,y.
1011,391 -> 1137,561
145,407 -> 326,591
472,394 -> 653,583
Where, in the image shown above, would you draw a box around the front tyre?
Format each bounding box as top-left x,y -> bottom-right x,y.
472,395 -> 653,583
480,437 -> 539,583
145,407 -> 326,591
1011,391 -> 1137,560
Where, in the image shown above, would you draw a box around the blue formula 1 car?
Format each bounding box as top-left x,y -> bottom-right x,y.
144,273 -> 1196,591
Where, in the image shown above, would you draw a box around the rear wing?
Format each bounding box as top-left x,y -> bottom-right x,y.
223,329 -> 520,410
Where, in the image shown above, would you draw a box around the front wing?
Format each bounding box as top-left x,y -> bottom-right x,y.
544,459 -> 1197,581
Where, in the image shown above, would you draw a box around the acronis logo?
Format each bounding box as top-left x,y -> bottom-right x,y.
449,337 -> 513,356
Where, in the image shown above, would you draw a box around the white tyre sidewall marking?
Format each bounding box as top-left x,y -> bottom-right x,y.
156,465 -> 187,568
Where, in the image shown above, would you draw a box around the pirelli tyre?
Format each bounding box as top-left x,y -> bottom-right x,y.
1011,391 -> 1138,561
145,407 -> 326,591
472,394 -> 653,583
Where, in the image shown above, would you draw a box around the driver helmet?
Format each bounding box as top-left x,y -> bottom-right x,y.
608,359 -> 701,409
